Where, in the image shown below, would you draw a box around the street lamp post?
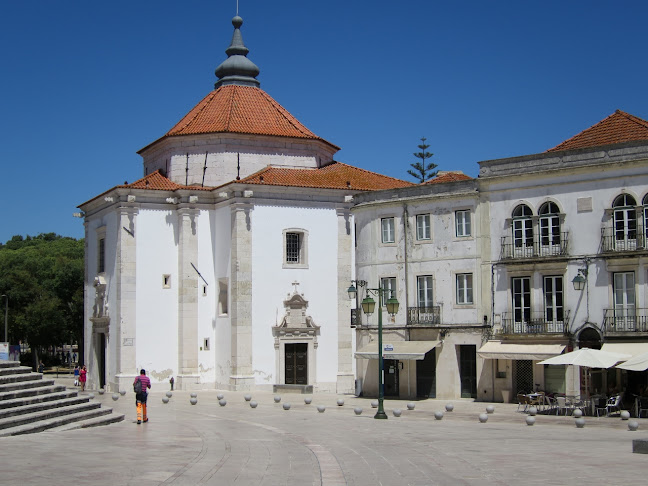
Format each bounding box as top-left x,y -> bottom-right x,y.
347,280 -> 399,420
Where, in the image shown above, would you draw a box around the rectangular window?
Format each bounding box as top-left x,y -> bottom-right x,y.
511,277 -> 531,324
98,238 -> 105,273
613,272 -> 636,329
417,276 -> 433,308
203,338 -> 210,351
163,274 -> 171,289
456,210 -> 471,237
380,277 -> 397,302
286,232 -> 301,263
218,279 -> 228,315
543,276 -> 564,323
381,217 -> 395,243
456,274 -> 473,305
416,214 -> 431,240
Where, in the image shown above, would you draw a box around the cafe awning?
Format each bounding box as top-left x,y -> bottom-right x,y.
601,342 -> 648,358
354,341 -> 440,360
478,341 -> 565,361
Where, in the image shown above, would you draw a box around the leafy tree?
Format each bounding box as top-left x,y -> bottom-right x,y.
407,137 -> 438,183
0,234 -> 84,369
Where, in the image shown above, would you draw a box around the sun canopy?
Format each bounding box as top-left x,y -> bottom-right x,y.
538,348 -> 631,369
354,341 -> 440,360
617,352 -> 648,371
477,341 -> 565,361
601,342 -> 648,358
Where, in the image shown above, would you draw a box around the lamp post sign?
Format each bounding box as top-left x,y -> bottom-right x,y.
383,344 -> 394,352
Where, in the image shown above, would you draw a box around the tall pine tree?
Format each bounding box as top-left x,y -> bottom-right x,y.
407,137 -> 438,183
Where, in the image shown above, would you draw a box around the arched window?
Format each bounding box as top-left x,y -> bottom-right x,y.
538,202 -> 561,255
612,194 -> 637,249
512,204 -> 533,256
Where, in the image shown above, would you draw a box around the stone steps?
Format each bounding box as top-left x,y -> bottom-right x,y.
0,360 -> 124,436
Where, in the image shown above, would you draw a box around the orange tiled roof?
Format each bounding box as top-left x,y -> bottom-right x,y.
424,171 -> 473,185
118,170 -> 212,191
547,110 -> 648,152
238,162 -> 414,191
154,84 -> 338,149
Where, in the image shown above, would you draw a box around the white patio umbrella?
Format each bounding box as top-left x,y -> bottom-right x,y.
538,348 -> 631,369
616,352 -> 648,371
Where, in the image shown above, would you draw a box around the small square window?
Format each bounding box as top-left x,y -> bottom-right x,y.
203,338 -> 210,351
163,274 -> 171,289
203,285 -> 207,297
456,210 -> 471,237
381,217 -> 395,243
416,214 -> 431,240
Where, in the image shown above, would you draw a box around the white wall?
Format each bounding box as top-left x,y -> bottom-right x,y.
134,209 -> 178,384
251,204 -> 340,388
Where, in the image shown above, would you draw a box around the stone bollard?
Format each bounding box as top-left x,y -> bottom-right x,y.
317,405 -> 326,413
479,413 -> 488,423
112,393 -> 119,401
190,397 -> 198,405
407,402 -> 415,411
274,396 -> 281,403
166,391 -> 173,398
393,409 -> 402,417
283,403 -> 291,410
337,399 -> 344,406
162,397 -> 169,404
190,392 -> 197,398
354,407 -> 363,415
526,416 -> 536,426
244,394 -> 252,402
628,420 -> 640,431
304,397 -> 312,405
371,400 -> 378,408
250,401 -> 258,408
434,411 -> 444,420
119,390 -> 126,396
217,393 -> 225,400
98,388 -> 105,395
620,410 -> 631,420
575,417 -> 585,428
528,407 -> 538,416
445,403 -> 454,412
486,405 -> 495,414
572,409 -> 583,418
219,399 -> 227,407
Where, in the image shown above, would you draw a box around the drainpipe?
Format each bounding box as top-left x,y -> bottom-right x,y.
402,205 -> 410,339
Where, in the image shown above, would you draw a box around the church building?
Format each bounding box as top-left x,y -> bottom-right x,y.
78,16 -> 411,392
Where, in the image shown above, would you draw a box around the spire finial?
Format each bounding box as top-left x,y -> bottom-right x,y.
214,15 -> 260,88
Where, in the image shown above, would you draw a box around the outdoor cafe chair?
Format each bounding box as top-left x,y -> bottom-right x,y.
555,396 -> 571,416
639,398 -> 648,418
605,395 -> 622,417
517,393 -> 529,412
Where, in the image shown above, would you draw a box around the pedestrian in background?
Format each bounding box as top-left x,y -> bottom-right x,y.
73,365 -> 80,386
79,365 -> 87,391
133,369 -> 151,424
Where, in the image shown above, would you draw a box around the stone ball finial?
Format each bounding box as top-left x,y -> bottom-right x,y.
232,16 -> 243,28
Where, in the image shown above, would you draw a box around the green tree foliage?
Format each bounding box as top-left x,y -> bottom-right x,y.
0,233 -> 84,367
407,137 -> 438,183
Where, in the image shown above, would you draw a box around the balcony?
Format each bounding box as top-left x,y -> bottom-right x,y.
600,226 -> 647,253
499,232 -> 569,261
501,310 -> 570,335
407,306 -> 441,326
603,308 -> 648,334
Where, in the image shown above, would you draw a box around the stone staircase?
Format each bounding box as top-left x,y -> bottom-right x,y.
0,360 -> 124,436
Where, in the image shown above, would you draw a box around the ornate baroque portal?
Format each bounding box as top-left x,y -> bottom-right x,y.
272,284 -> 320,386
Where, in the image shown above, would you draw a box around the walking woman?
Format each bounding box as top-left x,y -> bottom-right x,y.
79,365 -> 87,391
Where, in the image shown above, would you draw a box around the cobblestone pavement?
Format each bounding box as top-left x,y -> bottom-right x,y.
2,380 -> 647,485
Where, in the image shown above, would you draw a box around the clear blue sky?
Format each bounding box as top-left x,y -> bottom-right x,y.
1,1 -> 647,243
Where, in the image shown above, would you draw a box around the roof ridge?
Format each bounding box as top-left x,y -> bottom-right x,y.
258,89 -> 316,138
617,109 -> 648,130
167,91 -> 217,136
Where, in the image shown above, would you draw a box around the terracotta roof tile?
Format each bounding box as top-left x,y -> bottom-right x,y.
155,85 -> 339,150
547,110 -> 648,152
118,170 -> 212,191
424,171 -> 473,184
238,162 -> 414,191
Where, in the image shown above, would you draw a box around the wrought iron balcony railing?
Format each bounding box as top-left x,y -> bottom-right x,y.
603,308 -> 648,333
499,232 -> 569,260
501,310 -> 570,335
407,306 -> 441,326
600,226 -> 647,253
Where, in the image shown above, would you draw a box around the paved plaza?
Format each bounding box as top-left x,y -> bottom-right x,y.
1,377 -> 646,485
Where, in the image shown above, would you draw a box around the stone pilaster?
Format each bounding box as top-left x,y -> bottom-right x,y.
176,207 -> 201,390
336,207 -> 355,393
230,202 -> 255,390
113,205 -> 138,391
